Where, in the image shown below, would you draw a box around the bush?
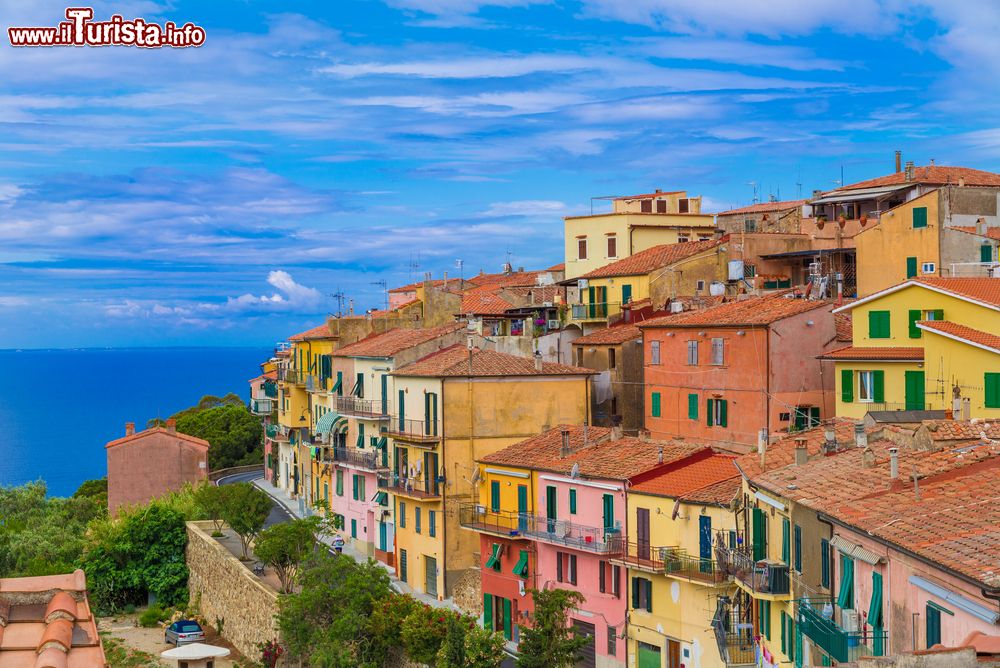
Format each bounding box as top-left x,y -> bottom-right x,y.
400,604 -> 452,664
138,604 -> 170,628
437,616 -> 506,668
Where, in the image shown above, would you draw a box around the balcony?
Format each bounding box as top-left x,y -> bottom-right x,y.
265,423 -> 280,439
251,398 -> 275,415
458,504 -> 531,539
328,446 -> 388,471
525,517 -> 622,555
278,367 -> 305,386
712,601 -> 757,667
797,598 -> 887,663
305,375 -> 326,393
336,396 -> 390,420
570,301 -> 622,322
263,381 -> 278,399
378,473 -> 443,500
386,418 -> 440,444
662,547 -> 726,585
715,546 -> 790,598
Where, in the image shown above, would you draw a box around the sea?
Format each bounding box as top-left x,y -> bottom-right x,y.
0,347 -> 271,497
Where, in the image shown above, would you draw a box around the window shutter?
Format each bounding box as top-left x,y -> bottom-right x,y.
651,392 -> 661,418
820,538 -> 830,588
599,561 -> 606,593
752,507 -> 766,561
557,553 -> 564,582
986,373 -> 1000,408
491,481 -> 500,512
688,393 -> 698,419
908,310 -> 922,338
570,554 -> 578,584
781,611 -> 788,654
873,370 -> 885,403
483,593 -> 493,630
707,398 -> 714,426
569,489 -> 577,514
906,256 -> 917,279
631,577 -> 640,608
841,369 -> 853,402
613,565 -> 621,598
912,207 -> 928,228
719,400 -> 728,427
644,579 -> 653,612
794,524 -> 802,572
982,244 -> 994,263
781,518 -> 790,563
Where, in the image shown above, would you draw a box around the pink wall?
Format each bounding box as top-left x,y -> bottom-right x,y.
106,429 -> 208,516
328,466 -> 380,546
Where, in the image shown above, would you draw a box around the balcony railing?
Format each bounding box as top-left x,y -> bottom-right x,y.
797,598 -> 887,663
949,261 -> 1000,278
458,504 -> 531,538
715,546 -> 790,597
662,547 -> 725,584
386,418 -> 440,443
278,368 -> 305,385
571,301 -> 622,321
305,375 -> 326,393
328,446 -> 388,471
265,423 -> 280,439
712,604 -> 757,666
336,396 -> 390,419
251,398 -> 275,415
526,518 -> 622,554
378,473 -> 443,499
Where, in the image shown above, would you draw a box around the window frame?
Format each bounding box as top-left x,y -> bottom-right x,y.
687,340 -> 698,365
577,237 -> 588,260
650,340 -> 660,365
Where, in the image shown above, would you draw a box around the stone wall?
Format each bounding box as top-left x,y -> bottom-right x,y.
185,521 -> 280,660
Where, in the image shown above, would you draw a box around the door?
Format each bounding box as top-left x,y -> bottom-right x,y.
699,515 -> 712,572
602,494 -> 614,531
571,620 -> 596,668
546,486 -> 557,533
399,548 -> 407,582
637,642 -> 661,668
425,555 -> 438,597
378,522 -> 387,552
424,451 -> 439,495
905,370 -> 925,410
621,284 -> 632,306
517,485 -> 528,532
667,639 -> 681,668
636,507 -> 650,561
381,374 -> 388,414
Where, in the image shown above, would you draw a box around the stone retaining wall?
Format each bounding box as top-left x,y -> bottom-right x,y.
185,520 -> 280,660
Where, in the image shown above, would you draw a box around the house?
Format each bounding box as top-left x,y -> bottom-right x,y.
0,570 -> 107,667
822,278 -> 1000,420
310,324 -> 467,567
248,370 -> 278,484
564,190 -> 716,280
386,346 -> 593,602
641,293 -> 841,452
106,419 -> 208,516
572,238 -> 729,332
716,199 -> 807,235
571,324 -> 644,431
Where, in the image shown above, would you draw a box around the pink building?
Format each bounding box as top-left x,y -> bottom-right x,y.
105,419 -> 209,516
249,370 -> 278,483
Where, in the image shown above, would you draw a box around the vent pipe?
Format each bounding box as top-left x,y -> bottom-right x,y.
823,427 -> 837,452
854,422 -> 868,449
560,429 -> 571,457
904,161 -> 915,182
889,447 -> 899,480
657,446 -> 664,464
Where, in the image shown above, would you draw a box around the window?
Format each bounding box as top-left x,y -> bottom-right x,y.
858,370 -> 884,403
599,560 -> 607,593
922,262 -> 936,274
924,309 -> 944,321
399,548 -> 407,582
986,373 -> 1000,408
486,543 -> 503,571
678,236 -> 689,243
868,310 -> 891,338
577,237 -> 588,260
569,488 -> 577,514
926,603 -> 948,648
657,199 -> 667,213
429,510 -> 436,537
695,279 -> 705,290
651,392 -> 661,418
490,480 -> 501,512
607,625 -> 617,656
781,518 -> 790,564
608,347 -> 616,369
687,340 -> 698,365
906,256 -> 918,279
837,555 -> 854,609
556,552 -> 577,584
632,577 -> 653,612
398,501 -> 406,528
793,524 -> 802,572
687,393 -> 698,420
650,340 -> 660,364
576,347 -> 584,366
912,206 -> 928,229
511,549 -> 529,578
744,219 -> 757,232
678,198 -> 690,213
758,599 -> 771,640
607,235 -> 617,258
707,398 -> 728,427
351,518 -> 357,538
355,372 -> 365,398
414,507 -> 422,534
711,337 -> 724,365
336,470 -> 344,496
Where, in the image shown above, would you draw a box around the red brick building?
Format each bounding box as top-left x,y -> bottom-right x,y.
106,419 -> 209,515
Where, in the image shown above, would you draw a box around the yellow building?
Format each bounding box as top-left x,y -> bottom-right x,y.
572,238 -> 727,328
822,278 -> 1000,419
387,346 -> 593,601
855,186 -> 1000,297
620,451 -> 742,668
564,190 -> 715,280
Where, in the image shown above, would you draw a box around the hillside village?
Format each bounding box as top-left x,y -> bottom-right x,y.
243,158 -> 1000,668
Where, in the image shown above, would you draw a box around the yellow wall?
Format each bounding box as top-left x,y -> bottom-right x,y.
855,191 -> 941,297
922,331 -> 1000,418
478,464 -> 536,515
834,361 -> 924,419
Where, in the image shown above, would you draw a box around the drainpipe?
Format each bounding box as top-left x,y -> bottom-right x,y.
441,379 -> 448,602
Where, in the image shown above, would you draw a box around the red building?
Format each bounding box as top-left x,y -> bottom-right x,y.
477,533 -> 535,645
640,293 -> 840,452
106,419 -> 209,515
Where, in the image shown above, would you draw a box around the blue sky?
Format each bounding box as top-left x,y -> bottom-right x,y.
2,0 -> 999,348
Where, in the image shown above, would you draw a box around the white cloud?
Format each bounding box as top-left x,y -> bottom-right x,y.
643,38 -> 850,71
481,200 -> 569,217
227,271 -> 322,310
320,54 -> 594,79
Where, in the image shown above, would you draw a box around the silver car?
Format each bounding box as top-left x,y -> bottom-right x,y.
165,620 -> 206,646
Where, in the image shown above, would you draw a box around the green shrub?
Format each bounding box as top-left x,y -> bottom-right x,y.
400,603 -> 453,664
138,604 -> 169,627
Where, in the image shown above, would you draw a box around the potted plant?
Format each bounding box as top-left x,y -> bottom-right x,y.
816,215 -> 826,230
860,214 -> 868,226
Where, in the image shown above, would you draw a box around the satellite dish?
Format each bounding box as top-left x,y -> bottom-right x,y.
671,498 -> 681,520
570,463 -> 580,478
470,468 -> 481,484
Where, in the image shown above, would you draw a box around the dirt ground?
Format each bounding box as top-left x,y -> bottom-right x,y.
98,613 -> 244,667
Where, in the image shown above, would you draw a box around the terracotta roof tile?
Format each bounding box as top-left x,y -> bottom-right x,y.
572,324 -> 642,346
502,286 -> 564,303
640,293 -> 831,328
834,165 -> 1000,192
580,238 -> 725,279
546,262 -> 566,272
466,270 -> 548,289
630,452 -> 739,501
949,225 -> 1000,241
289,322 -> 335,341
818,345 -> 924,361
461,289 -> 515,315
393,345 -> 594,378
715,199 -> 807,216
919,419 -> 1000,444
105,426 -> 209,450
918,320 -> 1000,353
914,277 -> 1000,307
332,324 -> 464,359
681,476 -> 742,505
834,312 -> 853,342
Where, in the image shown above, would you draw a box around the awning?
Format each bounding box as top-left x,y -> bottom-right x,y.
315,411 -> 347,435
809,184 -> 911,204
831,535 -> 883,566
909,575 -> 1000,624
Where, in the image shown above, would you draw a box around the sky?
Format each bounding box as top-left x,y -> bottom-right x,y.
2,0 -> 1000,348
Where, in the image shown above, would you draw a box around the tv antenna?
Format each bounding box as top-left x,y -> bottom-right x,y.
330,290 -> 347,318
371,279 -> 388,311
408,252 -> 421,281
747,181 -> 759,204
455,259 -> 464,283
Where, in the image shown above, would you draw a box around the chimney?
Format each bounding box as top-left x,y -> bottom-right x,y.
534,352 -> 543,371
443,271 -> 448,291
165,418 -> 176,433
889,447 -> 899,480
794,438 -> 808,466
657,446 -> 664,464
823,426 -> 837,452
812,189 -> 823,199
959,177 -> 965,187
929,158 -> 935,166
655,188 -> 662,193
560,429 -> 571,457
895,150 -> 902,173
976,217 -> 987,236
125,422 -> 135,436
904,161 -> 915,182
638,429 -> 650,442
854,422 -> 868,449
963,397 -> 971,421
758,429 -> 768,471
862,448 -> 876,468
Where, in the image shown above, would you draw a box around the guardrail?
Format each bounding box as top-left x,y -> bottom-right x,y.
797,598 -> 887,663
459,503 -> 530,537
336,396 -> 390,418
209,464 -> 264,482
386,418 -> 440,442
328,447 -> 387,470
715,546 -> 790,596
379,473 -> 443,499
251,398 -> 275,415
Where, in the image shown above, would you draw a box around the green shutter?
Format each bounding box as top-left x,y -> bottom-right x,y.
873,370 -> 885,403
631,577 -> 640,609
512,550 -> 529,578
781,611 -> 788,654
336,470 -> 343,496
490,481 -> 500,512
483,593 -> 493,630
651,392 -> 661,418
687,393 -> 698,419
603,494 -> 614,531
986,373 -> 1000,408
719,399 -> 728,427
982,244 -> 994,263
503,598 -> 512,640
906,256 -> 918,279
912,207 -> 928,229
794,524 -> 802,572
869,571 -> 884,627
841,369 -> 853,403
569,488 -> 577,514
781,518 -> 790,564
931,309 -> 944,320
908,309 -> 922,338
645,579 -> 653,612
926,605 -> 941,648
752,507 -> 766,561
837,555 -> 854,609
868,311 -> 890,338
707,398 -> 714,427
820,538 -> 830,588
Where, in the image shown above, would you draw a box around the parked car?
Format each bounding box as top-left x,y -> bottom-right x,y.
165,620 -> 205,646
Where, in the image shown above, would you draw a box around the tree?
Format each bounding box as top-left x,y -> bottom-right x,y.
254,519 -> 317,593
219,483 -> 271,560
192,482 -> 228,535
437,617 -> 506,668
517,588 -> 589,668
73,477 -> 108,508
173,402 -> 263,470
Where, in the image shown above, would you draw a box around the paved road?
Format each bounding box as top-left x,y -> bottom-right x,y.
215,470 -> 292,528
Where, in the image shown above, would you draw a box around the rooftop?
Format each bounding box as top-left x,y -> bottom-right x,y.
715,199 -> 807,216
460,288 -> 514,316
818,345 -> 924,361
289,322 -> 336,341
834,311 -> 853,342
614,190 -> 682,200
571,324 -> 642,346
466,270 -> 550,289
833,165 -> 1000,192
105,424 -> 209,450
918,320 -> 1000,354
639,293 -> 832,328
332,324 -> 464,359
580,238 -> 726,279
392,345 -> 594,378
629,452 -> 739,503
840,277 -> 1000,313
949,225 -> 1000,241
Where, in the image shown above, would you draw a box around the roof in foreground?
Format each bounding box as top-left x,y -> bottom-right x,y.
918,320 -> 1000,353
838,277 -> 1000,312
572,324 -> 642,346
715,199 -> 807,216
332,324 -> 464,358
289,322 -> 336,341
639,293 -> 831,328
832,165 -> 1000,192
580,238 -> 725,279
0,569 -> 107,668
629,452 -> 739,503
481,425 -> 706,479
818,345 -> 924,361
392,345 -> 595,378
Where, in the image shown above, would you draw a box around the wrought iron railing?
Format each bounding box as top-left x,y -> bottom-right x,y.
336,396 -> 390,418
662,547 -> 725,584
328,446 -> 387,470
609,539 -> 671,571
526,518 -> 622,554
278,367 -> 305,385
571,301 -> 622,320
715,545 -> 790,596
712,603 -> 757,666
379,473 -> 443,498
386,418 -> 440,441
251,398 -> 275,415
797,598 -> 887,663
458,504 -> 530,537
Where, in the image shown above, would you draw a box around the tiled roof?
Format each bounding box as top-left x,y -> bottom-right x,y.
834,165 -> 1000,192
106,425 -> 210,450
915,277 -> 1000,307
393,345 -> 595,378
715,199 -> 807,216
388,278 -> 454,293
918,320 -> 1000,353
481,425 -> 705,479
818,345 -> 924,361
734,419 -> 870,478
546,262 -> 566,272
639,294 -> 831,328
615,191 -> 682,200
918,419 -> 1000,444
503,285 -> 564,303
681,476 -> 742,505
834,312 -> 853,342
460,288 -> 514,315
332,324 -> 464,359
572,324 -> 642,346
949,225 -> 1000,240
289,322 -> 336,341
580,238 -> 725,279
466,270 -> 547,289
630,452 -> 739,502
